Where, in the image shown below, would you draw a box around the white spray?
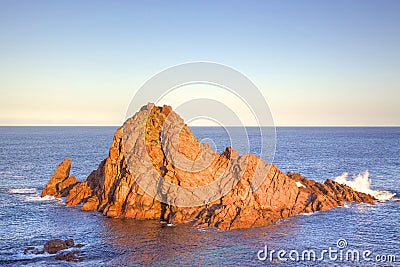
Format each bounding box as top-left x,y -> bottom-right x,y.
334,170 -> 396,201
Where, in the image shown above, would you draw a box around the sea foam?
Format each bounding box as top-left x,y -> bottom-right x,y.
24,195 -> 60,202
9,187 -> 64,203
8,188 -> 38,194
334,171 -> 396,201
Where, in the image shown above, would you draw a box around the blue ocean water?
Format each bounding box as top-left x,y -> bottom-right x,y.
0,126 -> 399,266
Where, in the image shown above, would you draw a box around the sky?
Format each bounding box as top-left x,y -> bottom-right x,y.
0,0 -> 399,126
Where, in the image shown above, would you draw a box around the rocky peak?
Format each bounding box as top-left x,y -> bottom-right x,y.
42,103 -> 375,230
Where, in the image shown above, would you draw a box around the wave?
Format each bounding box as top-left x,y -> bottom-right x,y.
9,187 -> 64,203
8,188 -> 38,194
334,171 -> 396,201
15,247 -> 52,260
300,212 -> 315,216
24,195 -> 61,202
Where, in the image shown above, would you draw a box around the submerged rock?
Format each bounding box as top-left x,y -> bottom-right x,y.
42,103 -> 376,230
55,251 -> 83,262
44,239 -> 68,254
24,238 -> 83,261
65,239 -> 74,247
23,246 -> 41,255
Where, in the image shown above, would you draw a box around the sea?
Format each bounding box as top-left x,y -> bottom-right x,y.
0,126 -> 399,266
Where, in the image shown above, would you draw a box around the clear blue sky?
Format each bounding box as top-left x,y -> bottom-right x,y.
0,0 -> 399,125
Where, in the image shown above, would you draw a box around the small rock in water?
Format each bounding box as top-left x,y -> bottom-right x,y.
44,239 -> 67,254
24,238 -> 83,261
23,247 -> 36,255
55,251 -> 83,262
65,239 -> 74,247
23,246 -> 44,255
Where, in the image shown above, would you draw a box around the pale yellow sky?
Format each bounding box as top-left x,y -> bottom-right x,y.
0,75 -> 398,126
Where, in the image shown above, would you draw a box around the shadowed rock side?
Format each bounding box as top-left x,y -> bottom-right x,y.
42,104 -> 375,230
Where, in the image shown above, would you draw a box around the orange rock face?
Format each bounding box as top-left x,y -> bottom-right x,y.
42,104 -> 375,230
41,158 -> 78,198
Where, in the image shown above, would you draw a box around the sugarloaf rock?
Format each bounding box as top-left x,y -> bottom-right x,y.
42,103 -> 375,230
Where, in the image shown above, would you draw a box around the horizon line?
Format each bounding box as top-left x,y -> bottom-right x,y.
1,125 -> 399,127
